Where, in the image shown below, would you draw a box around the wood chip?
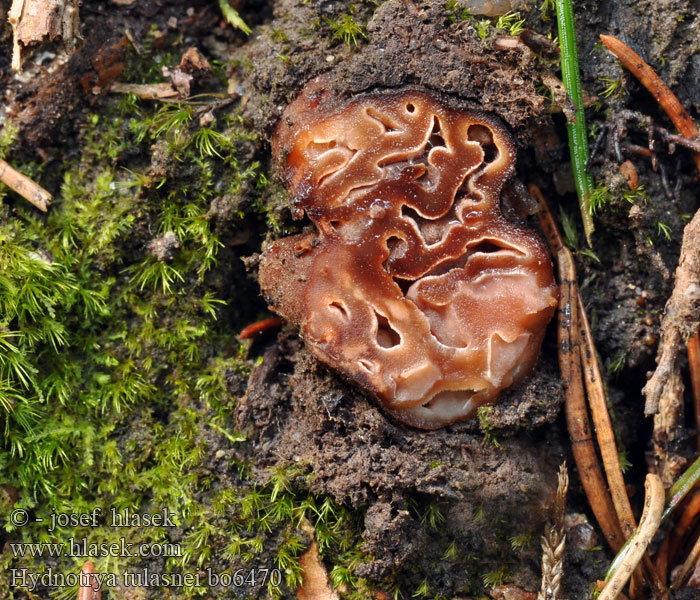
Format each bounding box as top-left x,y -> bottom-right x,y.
110,82 -> 179,100
8,0 -> 80,71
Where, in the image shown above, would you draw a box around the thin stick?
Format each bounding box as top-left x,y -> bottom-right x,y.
671,526 -> 700,588
0,158 -> 51,211
556,0 -> 595,244
600,474 -> 665,600
654,534 -> 670,586
577,290 -> 637,536
599,35 -> 700,175
532,184 -> 624,552
668,488 -> 700,567
687,333 -> 700,452
578,294 -> 665,596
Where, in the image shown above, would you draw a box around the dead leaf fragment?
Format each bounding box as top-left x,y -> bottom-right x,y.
179,46 -> 212,74
162,66 -> 193,98
491,585 -> 537,600
619,160 -> 639,190
78,561 -> 102,600
297,519 -> 340,600
79,36 -> 128,97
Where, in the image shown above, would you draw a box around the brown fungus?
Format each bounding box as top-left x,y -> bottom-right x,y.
259,78 -> 558,429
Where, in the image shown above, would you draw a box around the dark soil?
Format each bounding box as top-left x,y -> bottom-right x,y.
3,0 -> 700,598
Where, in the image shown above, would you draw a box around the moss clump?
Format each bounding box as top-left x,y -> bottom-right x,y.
1,36 -> 370,598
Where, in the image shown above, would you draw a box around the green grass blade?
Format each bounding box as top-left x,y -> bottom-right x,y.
556,0 -> 595,245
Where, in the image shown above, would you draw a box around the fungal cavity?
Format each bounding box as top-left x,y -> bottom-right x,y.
328,301 -> 349,320
259,77 -> 558,429
374,312 -> 402,349
467,124 -> 499,163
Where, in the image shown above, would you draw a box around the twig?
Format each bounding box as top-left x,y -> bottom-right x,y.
600,474 -> 665,600
654,534 -> 670,585
687,333 -> 700,452
556,0 -> 595,245
531,183 -> 625,552
0,158 -> 52,211
538,463 -> 569,600
671,531 -> 700,589
643,210 -> 700,483
667,488 -> 700,569
599,35 -> 700,175
654,128 -> 700,155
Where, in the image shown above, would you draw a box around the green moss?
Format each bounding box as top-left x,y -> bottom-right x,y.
494,11 -> 525,35
326,9 -> 367,48
476,406 -> 500,448
444,0 -> 472,24
0,38 -> 373,596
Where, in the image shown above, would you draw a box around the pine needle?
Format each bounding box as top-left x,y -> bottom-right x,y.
555,0 -> 595,245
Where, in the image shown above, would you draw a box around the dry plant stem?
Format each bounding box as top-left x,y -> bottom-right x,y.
600,474 -> 665,600
531,184 -> 624,552
654,535 -> 670,585
671,522 -> 700,588
599,35 -> 700,175
578,292 -> 666,596
0,158 -> 51,211
655,129 -> 700,155
687,333 -> 700,451
644,210 -> 700,484
8,0 -> 80,71
537,463 -> 569,600
668,489 -> 700,567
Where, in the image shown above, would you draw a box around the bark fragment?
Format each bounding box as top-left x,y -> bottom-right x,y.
644,210 -> 700,485
8,0 -> 80,71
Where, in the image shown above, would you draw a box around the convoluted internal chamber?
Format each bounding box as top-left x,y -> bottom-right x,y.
259,77 -> 558,429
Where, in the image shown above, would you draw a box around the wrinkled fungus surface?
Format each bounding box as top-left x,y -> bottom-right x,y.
259,78 -> 558,429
